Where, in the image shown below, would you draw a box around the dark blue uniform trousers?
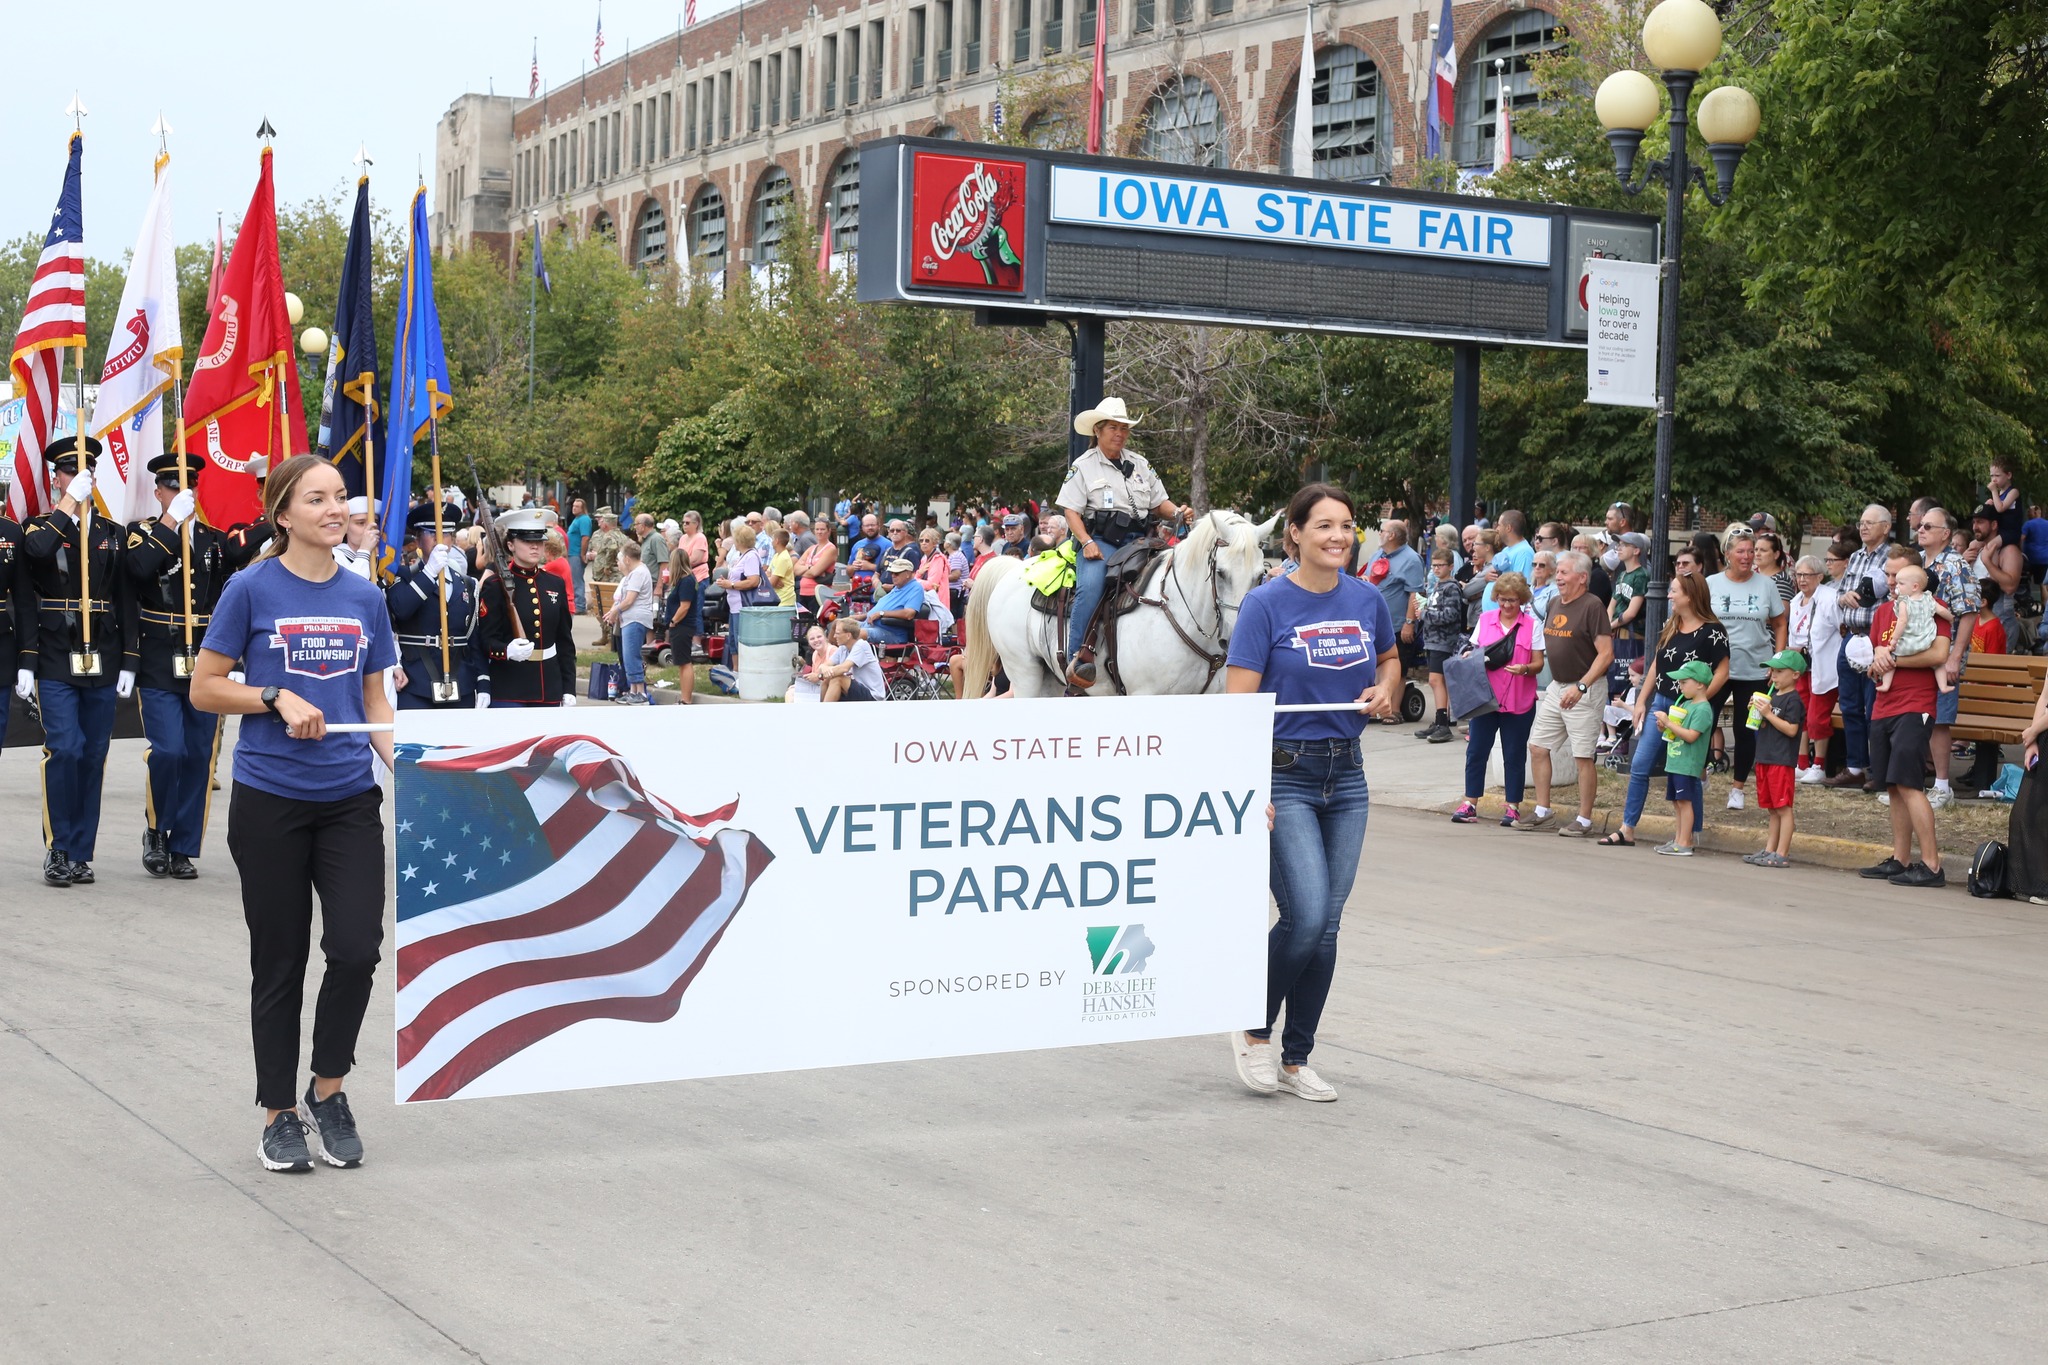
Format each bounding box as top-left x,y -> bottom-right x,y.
39,681 -> 118,861
141,686 -> 222,857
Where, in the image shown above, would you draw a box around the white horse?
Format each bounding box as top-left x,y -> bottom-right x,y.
958,510 -> 1278,699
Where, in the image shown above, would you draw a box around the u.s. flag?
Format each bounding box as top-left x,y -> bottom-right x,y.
6,133 -> 86,523
394,736 -> 773,1102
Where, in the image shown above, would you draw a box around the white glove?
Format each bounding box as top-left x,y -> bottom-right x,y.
116,670 -> 136,699
65,472 -> 93,505
227,670 -> 246,685
425,546 -> 461,580
505,638 -> 535,663
14,669 -> 33,700
166,490 -> 197,526
474,692 -> 492,709
561,693 -> 578,708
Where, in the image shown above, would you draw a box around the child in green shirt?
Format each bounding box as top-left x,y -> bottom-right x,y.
1653,660 -> 1717,856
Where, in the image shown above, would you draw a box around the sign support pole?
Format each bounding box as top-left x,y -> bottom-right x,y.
1447,342 -> 1480,530
1067,316 -> 1104,462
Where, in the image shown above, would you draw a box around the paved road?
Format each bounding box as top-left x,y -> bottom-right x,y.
4,733 -> 2045,1363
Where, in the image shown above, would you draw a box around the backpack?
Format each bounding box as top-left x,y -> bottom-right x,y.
1968,840 -> 2008,899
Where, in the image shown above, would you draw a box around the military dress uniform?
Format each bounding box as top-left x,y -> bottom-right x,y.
388,504 -> 487,708
20,437 -> 140,886
125,453 -> 247,879
0,511 -> 32,750
475,508 -> 577,706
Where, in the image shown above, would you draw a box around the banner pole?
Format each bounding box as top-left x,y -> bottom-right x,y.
429,395 -> 451,690
75,343 -> 93,657
172,356 -> 194,664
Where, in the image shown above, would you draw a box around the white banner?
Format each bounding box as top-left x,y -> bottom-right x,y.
1585,257 -> 1660,408
391,695 -> 1273,1103
91,162 -> 181,525
1049,165 -> 1553,268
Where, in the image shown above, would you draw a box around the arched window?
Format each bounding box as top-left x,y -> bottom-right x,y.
1453,9 -> 1564,166
825,152 -> 860,257
1139,77 -> 1226,167
590,209 -> 615,242
1023,109 -> 1081,151
928,123 -> 963,140
1279,45 -> 1387,182
633,199 -> 668,266
752,167 -> 792,265
688,185 -> 727,277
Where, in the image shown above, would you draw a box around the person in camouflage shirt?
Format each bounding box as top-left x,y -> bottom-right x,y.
582,507 -> 632,645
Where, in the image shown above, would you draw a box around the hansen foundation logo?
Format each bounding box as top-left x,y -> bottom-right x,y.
1082,925 -> 1157,1023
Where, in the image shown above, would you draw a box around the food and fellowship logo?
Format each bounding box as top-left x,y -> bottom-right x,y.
910,151 -> 1026,293
1082,925 -> 1157,1022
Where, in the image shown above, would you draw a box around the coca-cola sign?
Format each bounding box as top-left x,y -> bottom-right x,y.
909,151 -> 1027,293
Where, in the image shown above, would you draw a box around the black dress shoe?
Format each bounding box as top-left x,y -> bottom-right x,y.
67,861 -> 94,885
142,829 -> 169,878
43,848 -> 72,887
168,854 -> 197,880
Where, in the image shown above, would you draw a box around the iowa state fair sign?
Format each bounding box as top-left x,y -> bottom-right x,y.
1049,165 -> 1552,268
389,695 -> 1271,1102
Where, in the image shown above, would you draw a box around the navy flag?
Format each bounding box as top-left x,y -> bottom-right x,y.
317,177 -> 385,498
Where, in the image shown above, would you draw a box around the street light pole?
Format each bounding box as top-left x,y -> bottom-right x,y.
1595,0 -> 1760,654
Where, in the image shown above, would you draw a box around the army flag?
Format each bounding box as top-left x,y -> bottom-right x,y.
186,147 -> 307,529
382,187 -> 452,548
91,158 -> 181,526
317,178 -> 384,500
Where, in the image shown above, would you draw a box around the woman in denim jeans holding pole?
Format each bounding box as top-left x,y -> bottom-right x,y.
1599,573 -> 1729,847
1225,484 -> 1399,1102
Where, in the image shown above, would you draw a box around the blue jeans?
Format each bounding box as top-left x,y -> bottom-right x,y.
1838,639 -> 1875,771
140,687 -> 222,857
1464,707 -> 1534,805
620,621 -> 648,685
1623,692 -> 1704,834
569,556 -> 587,614
1068,538 -> 1127,659
38,680 -> 118,860
1251,737 -> 1370,1065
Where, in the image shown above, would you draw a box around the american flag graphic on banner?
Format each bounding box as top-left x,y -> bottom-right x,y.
394,736 -> 773,1102
7,134 -> 87,523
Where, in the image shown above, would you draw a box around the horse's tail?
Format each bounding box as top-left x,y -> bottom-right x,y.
960,555 -> 1024,700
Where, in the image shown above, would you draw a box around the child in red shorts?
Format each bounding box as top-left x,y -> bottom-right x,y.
1747,648 -> 1809,868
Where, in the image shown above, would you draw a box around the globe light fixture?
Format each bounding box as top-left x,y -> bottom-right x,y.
1697,84 -> 1762,198
1641,0 -> 1722,73
299,326 -> 327,357
284,292 -> 305,326
1595,70 -> 1662,183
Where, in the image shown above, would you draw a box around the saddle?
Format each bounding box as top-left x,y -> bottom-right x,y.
1029,538 -> 1169,694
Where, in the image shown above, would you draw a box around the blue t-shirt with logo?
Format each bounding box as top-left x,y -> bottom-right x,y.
1228,573 -> 1396,740
201,557 -> 398,801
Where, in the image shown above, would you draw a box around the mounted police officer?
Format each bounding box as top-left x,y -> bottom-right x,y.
18,433 -> 138,887
388,501 -> 484,708
126,451 -> 249,880
474,507 -> 578,707
1059,397 -> 1183,689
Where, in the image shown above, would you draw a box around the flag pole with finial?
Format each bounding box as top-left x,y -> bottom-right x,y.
256,118 -> 289,482
155,112 -> 200,673
66,93 -> 101,672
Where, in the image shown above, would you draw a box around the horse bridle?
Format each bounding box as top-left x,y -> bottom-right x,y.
1144,527 -> 1263,691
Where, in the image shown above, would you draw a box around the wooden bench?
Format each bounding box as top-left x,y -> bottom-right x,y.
590,579 -> 617,618
1954,653 -> 2048,745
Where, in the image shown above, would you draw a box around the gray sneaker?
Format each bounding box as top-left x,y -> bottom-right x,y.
1511,810 -> 1555,832
302,1084 -> 364,1168
259,1110 -> 314,1173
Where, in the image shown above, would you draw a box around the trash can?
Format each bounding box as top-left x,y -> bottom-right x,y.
734,605 -> 799,647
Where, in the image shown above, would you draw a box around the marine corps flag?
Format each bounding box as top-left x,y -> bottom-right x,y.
185,147 -> 307,529
381,186 -> 452,547
316,177 -> 383,499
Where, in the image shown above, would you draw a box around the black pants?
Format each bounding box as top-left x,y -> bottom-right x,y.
1726,676 -> 1767,785
227,782 -> 386,1110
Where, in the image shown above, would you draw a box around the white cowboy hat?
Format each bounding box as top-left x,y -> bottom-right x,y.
1073,396 -> 1143,437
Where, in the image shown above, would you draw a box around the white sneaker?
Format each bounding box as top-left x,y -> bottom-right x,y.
1230,1032 -> 1278,1094
1727,787 -> 1745,810
1928,788 -> 1954,810
1276,1064 -> 1337,1102
1877,792 -> 1891,806
1797,767 -> 1825,785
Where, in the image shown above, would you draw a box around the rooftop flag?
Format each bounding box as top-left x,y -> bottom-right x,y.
1427,0 -> 1456,160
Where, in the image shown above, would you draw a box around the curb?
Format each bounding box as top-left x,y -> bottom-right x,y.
1442,793 -> 1914,875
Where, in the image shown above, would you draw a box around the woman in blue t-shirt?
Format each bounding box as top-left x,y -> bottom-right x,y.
1224,484 -> 1398,1103
191,456 -> 397,1175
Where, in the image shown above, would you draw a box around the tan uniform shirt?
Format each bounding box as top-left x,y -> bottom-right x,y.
1057,447 -> 1167,520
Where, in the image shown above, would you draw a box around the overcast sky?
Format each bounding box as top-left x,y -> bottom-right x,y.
3,0 -> 740,260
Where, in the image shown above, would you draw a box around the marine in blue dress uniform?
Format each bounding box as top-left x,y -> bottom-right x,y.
387,501 -> 486,708
125,452 -> 258,879
18,435 -> 139,887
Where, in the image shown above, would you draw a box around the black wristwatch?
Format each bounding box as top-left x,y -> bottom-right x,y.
1575,681 -> 1590,694
260,686 -> 282,713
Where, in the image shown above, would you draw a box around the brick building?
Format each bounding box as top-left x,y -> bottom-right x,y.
434,0 -> 1571,273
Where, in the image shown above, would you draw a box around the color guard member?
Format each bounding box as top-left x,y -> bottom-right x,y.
474,508 -> 577,707
388,502 -> 485,708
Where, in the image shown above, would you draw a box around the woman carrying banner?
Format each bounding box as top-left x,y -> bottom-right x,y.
190,456 -> 397,1174
1223,483 -> 1399,1102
